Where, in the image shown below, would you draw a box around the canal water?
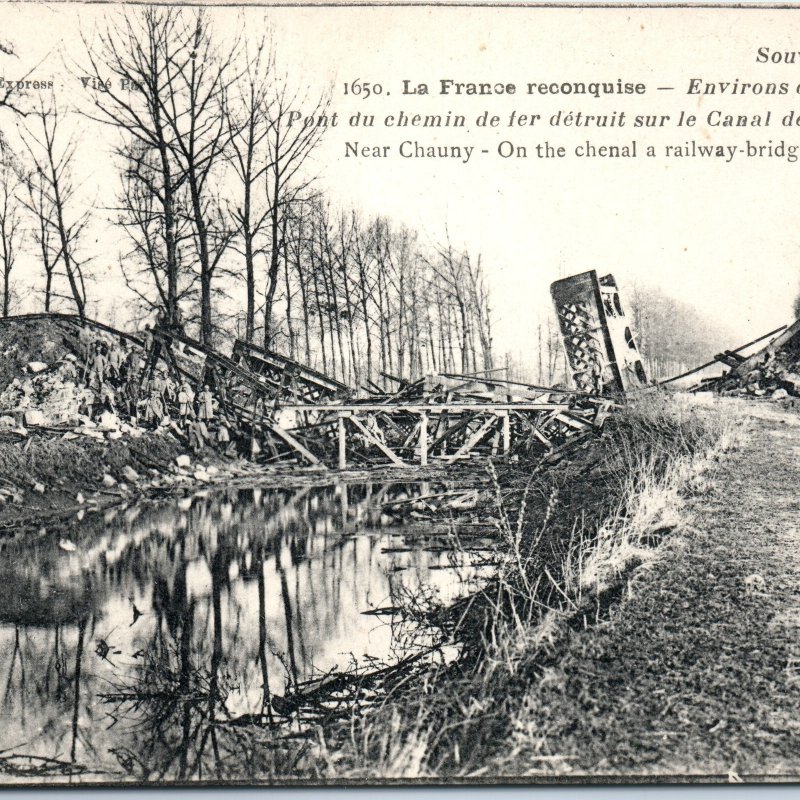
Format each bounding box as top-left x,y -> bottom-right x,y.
0,482 -> 492,782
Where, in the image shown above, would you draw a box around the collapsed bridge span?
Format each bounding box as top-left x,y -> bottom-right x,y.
0,305 -> 623,470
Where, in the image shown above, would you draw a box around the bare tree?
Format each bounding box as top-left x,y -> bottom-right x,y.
115,141 -> 196,320
83,8 -> 191,329
261,77 -> 330,349
22,164 -> 57,310
465,253 -> 493,371
161,11 -> 238,345
426,240 -> 474,374
0,151 -> 23,315
19,100 -> 90,317
278,201 -> 494,385
224,34 -> 274,344
85,8 -> 237,344
284,200 -> 315,365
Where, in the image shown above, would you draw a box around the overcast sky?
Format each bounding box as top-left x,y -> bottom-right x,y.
2,3 -> 798,362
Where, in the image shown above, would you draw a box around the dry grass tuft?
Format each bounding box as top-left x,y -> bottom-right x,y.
578,394 -> 743,596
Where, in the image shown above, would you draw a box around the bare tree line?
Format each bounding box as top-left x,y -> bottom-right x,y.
627,283 -> 736,382
262,202 -> 494,387
0,12 -> 779,392
0,98 -> 89,317
0,6 -> 496,387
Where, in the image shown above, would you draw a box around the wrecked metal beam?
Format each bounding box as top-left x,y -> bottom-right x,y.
551,270 -> 648,395
273,403 -> 573,413
657,324 -> 789,386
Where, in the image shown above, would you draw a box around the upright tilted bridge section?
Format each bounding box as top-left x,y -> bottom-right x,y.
1,300 -> 627,470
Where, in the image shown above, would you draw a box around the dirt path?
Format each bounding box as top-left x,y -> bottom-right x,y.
512,403 -> 800,781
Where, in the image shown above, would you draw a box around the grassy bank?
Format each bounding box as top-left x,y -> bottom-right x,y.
301,394 -> 743,781
0,433 -> 183,530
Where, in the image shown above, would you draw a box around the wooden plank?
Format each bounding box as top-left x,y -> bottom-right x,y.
233,338 -> 348,393
265,422 -> 322,466
427,413 -> 481,453
546,429 -> 593,458
502,411 -> 511,453
348,415 -> 408,467
714,352 -> 742,368
445,415 -> 498,462
532,428 -> 553,449
554,412 -> 592,431
531,409 -> 558,438
377,411 -> 411,438
419,412 -> 428,466
340,482 -> 349,526
594,400 -> 613,427
402,419 -> 422,450
435,392 -> 452,455
338,414 -> 347,469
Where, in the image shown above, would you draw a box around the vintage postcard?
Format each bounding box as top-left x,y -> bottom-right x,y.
0,0 -> 799,787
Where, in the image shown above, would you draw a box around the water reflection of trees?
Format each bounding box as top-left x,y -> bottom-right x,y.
1,615 -> 93,779
97,528 -> 307,781
0,480 -> 471,781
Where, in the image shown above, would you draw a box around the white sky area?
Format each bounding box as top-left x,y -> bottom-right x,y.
2,3 -> 799,365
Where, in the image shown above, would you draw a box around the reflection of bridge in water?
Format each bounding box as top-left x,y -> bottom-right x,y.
0,313 -> 611,468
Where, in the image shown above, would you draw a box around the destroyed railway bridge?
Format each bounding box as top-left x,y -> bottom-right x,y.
0,271 -> 647,469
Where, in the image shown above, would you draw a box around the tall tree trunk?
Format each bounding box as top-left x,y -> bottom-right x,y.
309,240 -> 328,373
188,181 -> 213,345
357,269 -> 373,385
339,264 -> 360,385
52,186 -> 84,318
243,218 -> 255,343
44,267 -> 52,312
263,159 -> 282,350
282,217 -> 295,358
294,228 -> 313,366
156,138 -> 179,324
375,267 -> 388,384
321,237 -> 347,382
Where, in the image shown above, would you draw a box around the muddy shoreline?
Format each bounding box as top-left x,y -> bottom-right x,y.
0,428 -> 475,536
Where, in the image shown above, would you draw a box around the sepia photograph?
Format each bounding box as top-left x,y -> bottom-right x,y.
0,0 -> 799,786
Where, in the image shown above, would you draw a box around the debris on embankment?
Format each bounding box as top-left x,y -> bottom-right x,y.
0,317 -> 242,529
0,432 -> 279,533
0,312 -> 616,532
714,345 -> 800,400
688,318 -> 800,402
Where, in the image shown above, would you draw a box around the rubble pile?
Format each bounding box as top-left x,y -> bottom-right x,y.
0,318 -> 128,435
0,318 -> 82,386
717,361 -> 800,400
0,369 -> 82,427
0,316 -> 225,437
705,324 -> 800,401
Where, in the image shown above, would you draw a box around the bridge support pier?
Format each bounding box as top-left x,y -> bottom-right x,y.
338,413 -> 348,470
419,411 -> 428,466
